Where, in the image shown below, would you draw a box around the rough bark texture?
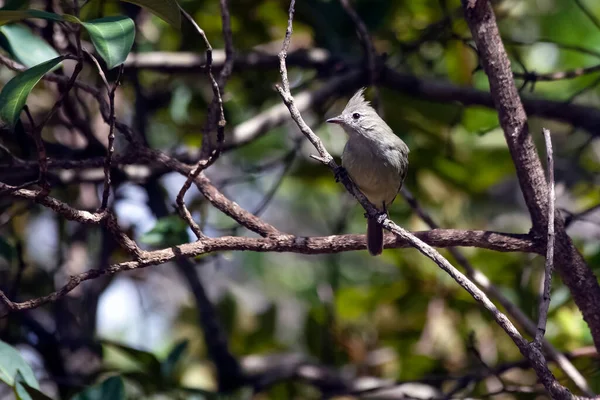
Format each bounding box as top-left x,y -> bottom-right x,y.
462,0 -> 600,352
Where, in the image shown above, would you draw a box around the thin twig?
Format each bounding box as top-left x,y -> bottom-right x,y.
574,0 -> 600,32
84,50 -> 119,210
175,6 -> 233,239
38,61 -> 83,129
99,65 -> 123,210
338,0 -> 380,110
534,128 -> 556,346
23,106 -> 49,192
514,64 -> 600,82
401,188 -> 594,395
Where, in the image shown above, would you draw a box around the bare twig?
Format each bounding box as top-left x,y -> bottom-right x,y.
138,148 -> 283,237
86,49 -> 124,211
514,64 -> 600,82
99,65 -> 123,210
402,188 -> 594,395
0,227 -> 538,317
338,0 -> 380,110
0,182 -> 141,257
38,61 -> 83,129
22,106 -> 49,192
574,0 -> 600,32
534,128 -> 556,346
174,5 -> 234,239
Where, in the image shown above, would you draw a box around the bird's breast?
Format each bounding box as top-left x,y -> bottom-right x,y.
341,137 -> 407,209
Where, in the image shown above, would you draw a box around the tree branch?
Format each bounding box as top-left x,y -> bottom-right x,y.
402,188 -> 594,395
462,0 -> 600,356
276,1 -> 580,398
118,49 -> 600,137
534,128 -> 556,346
0,228 -> 538,316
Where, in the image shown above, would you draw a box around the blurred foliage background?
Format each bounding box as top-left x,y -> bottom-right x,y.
1,0 -> 600,398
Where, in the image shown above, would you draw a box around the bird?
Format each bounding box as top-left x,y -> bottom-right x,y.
327,88 -> 409,256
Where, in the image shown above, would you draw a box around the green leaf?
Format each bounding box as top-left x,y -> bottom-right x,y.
14,372 -> 53,400
0,0 -> 30,11
0,56 -> 64,128
120,0 -> 180,29
0,24 -> 59,67
80,16 -> 135,69
0,340 -> 39,389
0,236 -> 14,262
0,9 -> 63,25
161,339 -> 188,380
140,216 -> 189,247
71,376 -> 125,400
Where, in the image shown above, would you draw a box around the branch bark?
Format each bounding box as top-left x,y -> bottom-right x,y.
462,0 -> 600,353
118,50 -> 600,137
0,228 -> 537,316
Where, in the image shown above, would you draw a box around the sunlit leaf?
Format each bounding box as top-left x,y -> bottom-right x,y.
14,372 -> 53,400
0,340 -> 39,389
81,16 -> 135,69
0,24 -> 59,67
120,0 -> 180,29
0,56 -> 64,127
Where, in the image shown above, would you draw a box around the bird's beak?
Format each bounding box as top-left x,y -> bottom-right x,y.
326,116 -> 343,124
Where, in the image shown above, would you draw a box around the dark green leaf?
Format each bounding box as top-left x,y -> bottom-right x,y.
0,340 -> 39,388
179,386 -> 218,398
0,9 -> 63,25
217,294 -> 237,335
81,16 -> 135,69
101,340 -> 162,378
0,0 -> 30,11
140,216 -> 189,247
0,236 -> 14,262
70,376 -> 125,400
258,304 -> 277,338
0,56 -> 64,127
0,24 -> 59,67
120,0 -> 180,29
161,339 -> 188,380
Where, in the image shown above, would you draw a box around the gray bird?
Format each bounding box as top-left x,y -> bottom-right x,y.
327,88 -> 409,256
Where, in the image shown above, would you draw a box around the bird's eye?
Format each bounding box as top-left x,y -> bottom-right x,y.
352,113 -> 360,120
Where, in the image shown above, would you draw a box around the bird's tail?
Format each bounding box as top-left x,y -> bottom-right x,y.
367,217 -> 383,256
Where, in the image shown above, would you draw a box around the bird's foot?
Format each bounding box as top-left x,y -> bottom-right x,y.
334,166 -> 348,183
364,211 -> 388,224
376,211 -> 388,225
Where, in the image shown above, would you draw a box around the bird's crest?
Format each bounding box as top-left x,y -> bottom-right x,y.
343,87 -> 371,114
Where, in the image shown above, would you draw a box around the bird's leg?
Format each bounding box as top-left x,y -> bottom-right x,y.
376,202 -> 389,224
334,165 -> 348,183
364,202 -> 388,224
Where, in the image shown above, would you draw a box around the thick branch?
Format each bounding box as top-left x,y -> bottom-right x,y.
462,0 -> 600,356
0,228 -> 538,316
118,50 -> 600,137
